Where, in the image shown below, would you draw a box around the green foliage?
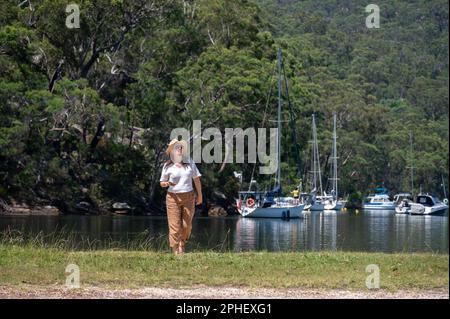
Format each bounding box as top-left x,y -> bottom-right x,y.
0,0 -> 448,212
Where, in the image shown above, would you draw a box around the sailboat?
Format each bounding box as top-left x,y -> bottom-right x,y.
236,49 -> 305,218
323,114 -> 344,210
395,132 -> 415,214
302,114 -> 328,211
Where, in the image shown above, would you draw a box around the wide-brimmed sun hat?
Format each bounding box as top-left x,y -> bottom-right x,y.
165,138 -> 188,156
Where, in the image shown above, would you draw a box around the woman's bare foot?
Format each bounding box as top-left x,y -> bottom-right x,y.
172,246 -> 179,255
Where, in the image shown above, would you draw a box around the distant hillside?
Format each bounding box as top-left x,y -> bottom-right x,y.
0,0 -> 448,213
252,0 -> 449,199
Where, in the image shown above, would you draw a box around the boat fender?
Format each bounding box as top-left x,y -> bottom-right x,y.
282,211 -> 286,219
443,198 -> 448,205
287,209 -> 290,219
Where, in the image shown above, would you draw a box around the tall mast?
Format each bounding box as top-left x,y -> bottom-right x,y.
311,114 -> 322,194
281,60 -> 302,178
331,113 -> 338,200
311,115 -> 316,192
316,117 -> 323,195
276,48 -> 282,191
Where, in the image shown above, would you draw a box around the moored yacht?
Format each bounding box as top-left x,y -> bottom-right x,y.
407,194 -> 448,215
303,114 -> 326,211
395,133 -> 416,214
236,49 -> 305,218
236,190 -> 304,218
323,114 -> 342,211
363,188 -> 395,210
394,193 -> 414,214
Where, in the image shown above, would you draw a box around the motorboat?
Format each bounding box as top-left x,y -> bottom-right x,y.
394,193 -> 414,214
407,194 -> 448,215
363,188 -> 395,210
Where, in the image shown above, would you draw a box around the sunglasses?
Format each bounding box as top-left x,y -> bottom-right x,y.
174,144 -> 183,150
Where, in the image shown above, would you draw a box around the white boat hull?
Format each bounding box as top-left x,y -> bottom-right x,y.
306,202 -> 324,211
323,200 -> 344,211
395,206 -> 410,214
241,204 -> 305,218
395,194 -> 449,215
409,203 -> 448,215
363,203 -> 395,210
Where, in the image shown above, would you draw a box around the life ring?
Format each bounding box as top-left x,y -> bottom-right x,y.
246,198 -> 255,208
443,198 -> 449,205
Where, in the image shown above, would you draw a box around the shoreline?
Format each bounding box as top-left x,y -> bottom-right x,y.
0,201 -> 234,217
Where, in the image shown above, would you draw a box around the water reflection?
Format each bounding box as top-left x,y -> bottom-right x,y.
233,211 -> 341,251
364,210 -> 396,252
232,210 -> 448,252
303,211 -> 339,251
0,210 -> 448,252
394,214 -> 442,252
234,217 -> 304,251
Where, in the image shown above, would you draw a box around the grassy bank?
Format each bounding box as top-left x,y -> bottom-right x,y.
0,244 -> 448,291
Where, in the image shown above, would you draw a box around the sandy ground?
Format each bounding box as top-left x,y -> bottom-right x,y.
0,285 -> 448,299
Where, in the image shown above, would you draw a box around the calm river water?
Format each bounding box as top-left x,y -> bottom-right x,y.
0,210 -> 448,252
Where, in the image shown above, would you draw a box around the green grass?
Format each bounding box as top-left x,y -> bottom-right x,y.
0,229 -> 447,291
0,244 -> 448,290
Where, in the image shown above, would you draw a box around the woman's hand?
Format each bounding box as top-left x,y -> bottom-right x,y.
193,177 -> 202,205
195,194 -> 203,206
160,181 -> 177,188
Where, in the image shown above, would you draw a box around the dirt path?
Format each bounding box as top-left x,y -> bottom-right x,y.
0,285 -> 448,299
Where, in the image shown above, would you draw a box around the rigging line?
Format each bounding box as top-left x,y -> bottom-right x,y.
246,61 -> 278,194
281,59 -> 302,178
276,48 -> 282,191
409,131 -> 414,196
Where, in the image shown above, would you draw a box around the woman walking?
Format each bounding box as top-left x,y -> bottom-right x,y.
160,139 -> 202,255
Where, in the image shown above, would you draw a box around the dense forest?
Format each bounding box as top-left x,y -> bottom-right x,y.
0,0 -> 448,214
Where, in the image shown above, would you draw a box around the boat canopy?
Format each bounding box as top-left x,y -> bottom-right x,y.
416,195 -> 436,207
375,187 -> 388,195
394,193 -> 413,203
394,193 -> 412,199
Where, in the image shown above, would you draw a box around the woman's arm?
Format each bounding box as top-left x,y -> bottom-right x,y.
193,177 -> 203,205
160,181 -> 176,188
160,181 -> 169,188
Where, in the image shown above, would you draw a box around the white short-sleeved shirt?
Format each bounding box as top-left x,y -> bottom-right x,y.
160,160 -> 201,193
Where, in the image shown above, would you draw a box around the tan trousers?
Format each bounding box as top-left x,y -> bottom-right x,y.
166,191 -> 195,248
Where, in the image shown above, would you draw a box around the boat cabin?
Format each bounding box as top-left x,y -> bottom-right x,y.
238,190 -> 276,208
365,194 -> 391,203
394,193 -> 413,204
415,195 -> 439,207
